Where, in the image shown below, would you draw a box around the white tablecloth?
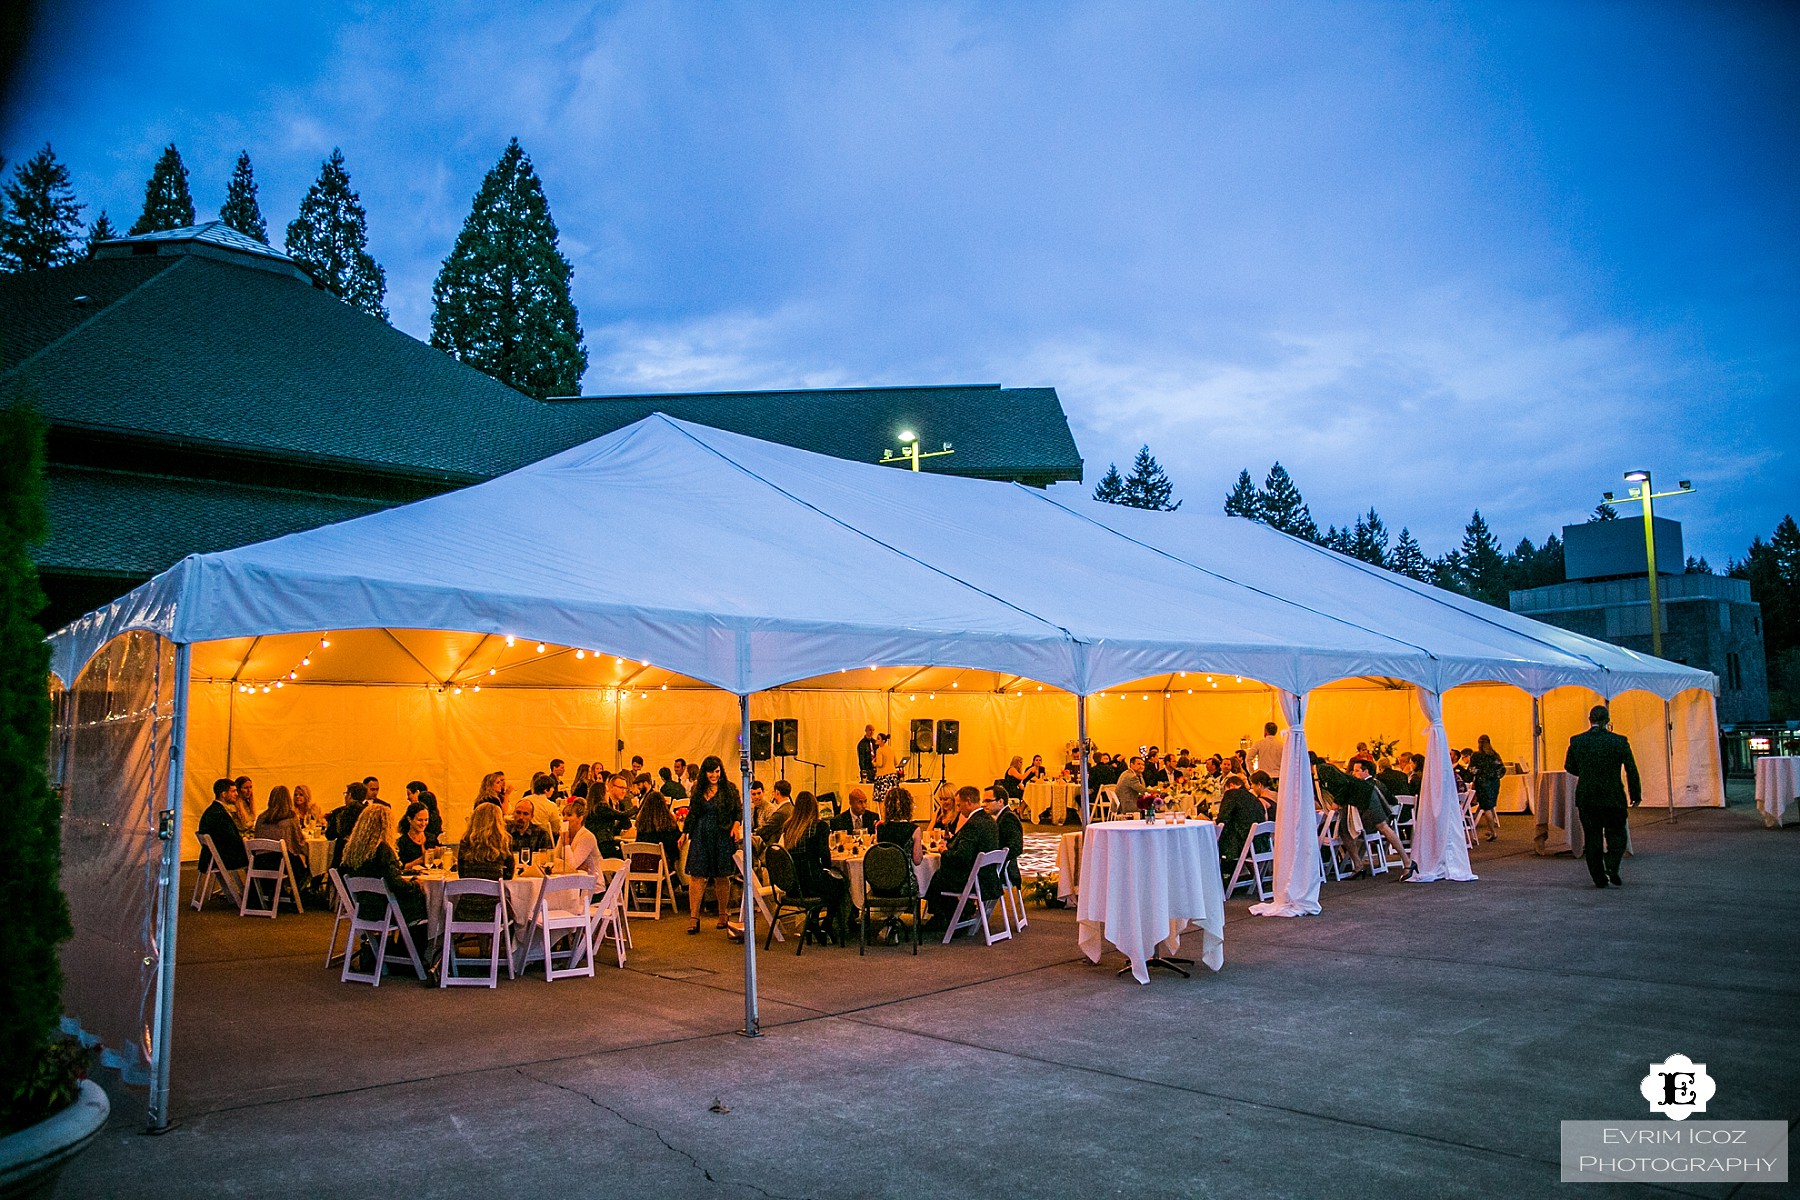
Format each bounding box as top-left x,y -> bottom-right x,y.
415,873 -> 568,970
1533,772 -> 1581,855
1055,831 -> 1083,899
832,849 -> 938,908
1076,819 -> 1225,984
1025,780 -> 1080,820
304,834 -> 329,879
1497,774 -> 1531,813
1755,757 -> 1800,828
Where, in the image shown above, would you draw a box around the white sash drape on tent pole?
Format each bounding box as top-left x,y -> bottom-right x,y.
1251,690 -> 1321,917
1409,688 -> 1477,883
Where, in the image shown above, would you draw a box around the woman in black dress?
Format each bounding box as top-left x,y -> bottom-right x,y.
779,792 -> 848,943
875,786 -> 924,866
1471,734 -> 1506,842
683,756 -> 739,934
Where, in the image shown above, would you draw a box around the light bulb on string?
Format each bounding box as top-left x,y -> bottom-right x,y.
536,643 -> 546,654
504,635 -> 515,647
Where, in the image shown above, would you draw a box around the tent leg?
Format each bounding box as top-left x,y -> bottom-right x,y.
1077,693 -> 1090,824
1664,698 -> 1676,824
147,642 -> 190,1131
738,693 -> 760,1038
1530,695 -> 1542,808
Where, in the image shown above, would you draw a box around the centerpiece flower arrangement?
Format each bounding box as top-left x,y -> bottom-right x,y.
1140,789 -> 1168,819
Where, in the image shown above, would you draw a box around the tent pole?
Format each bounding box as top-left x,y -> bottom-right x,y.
147,641 -> 190,1131
1077,693 -> 1090,824
1530,694 -> 1542,803
737,693 -> 760,1038
613,692 -> 622,773
1664,698 -> 1676,824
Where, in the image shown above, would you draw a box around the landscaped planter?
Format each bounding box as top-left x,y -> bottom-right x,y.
0,1080 -> 109,1200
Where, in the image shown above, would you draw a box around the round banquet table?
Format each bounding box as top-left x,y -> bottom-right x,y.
304,833 -> 329,879
1055,830 -> 1083,900
1532,772 -> 1580,855
1025,780 -> 1080,822
1754,757 -> 1800,829
832,847 -> 938,908
412,871 -> 578,970
1076,819 -> 1225,984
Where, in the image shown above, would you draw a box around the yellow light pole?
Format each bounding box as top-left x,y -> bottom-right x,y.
1604,470 -> 1695,661
881,430 -> 955,472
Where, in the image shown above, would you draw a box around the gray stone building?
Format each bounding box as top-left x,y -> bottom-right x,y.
1509,519 -> 1768,722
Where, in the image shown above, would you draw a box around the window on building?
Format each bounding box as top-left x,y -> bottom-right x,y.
1727,652 -> 1742,691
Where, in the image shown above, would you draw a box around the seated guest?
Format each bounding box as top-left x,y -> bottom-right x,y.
756,779 -> 795,847
362,776 -> 385,809
340,802 -> 427,943
198,777 -> 248,876
629,773 -> 652,817
632,791 -> 684,882
876,786 -> 924,866
525,773 -> 565,837
547,758 -> 570,801
473,771 -> 508,812
507,800 -> 554,855
231,776 -> 258,834
325,781 -> 368,869
1248,770 -> 1279,819
583,770 -> 634,858
1377,757 -> 1414,799
405,780 -> 443,843
557,799 -> 603,877
924,787 -> 999,929
396,800 -> 433,868
982,786 -> 1025,888
1215,773 -> 1262,874
454,802 -> 514,922
1022,754 -> 1048,784
832,788 -> 879,835
1114,756 -> 1147,815
747,779 -> 768,830
1142,754 -> 1170,788
778,792 -> 848,943
253,784 -> 310,883
570,762 -> 593,800
657,766 -> 684,801
291,783 -> 320,827
1001,756 -> 1026,799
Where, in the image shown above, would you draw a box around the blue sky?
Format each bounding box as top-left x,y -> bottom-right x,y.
6,1 -> 1796,564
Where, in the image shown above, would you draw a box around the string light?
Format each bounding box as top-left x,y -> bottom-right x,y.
504,635 -> 516,647
575,649 -> 585,659
536,643 -> 547,654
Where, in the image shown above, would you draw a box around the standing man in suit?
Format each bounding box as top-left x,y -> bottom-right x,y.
923,786 -> 999,928
1564,705 -> 1642,888
856,725 -> 878,784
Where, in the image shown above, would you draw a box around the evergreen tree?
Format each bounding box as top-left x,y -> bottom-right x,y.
285,149 -> 387,320
1590,500 -> 1619,522
0,145 -> 85,271
430,139 -> 586,399
1223,468 -> 1261,520
1349,508 -> 1389,567
1684,556 -> 1713,575
0,391 -> 70,1126
1321,524 -> 1352,553
1117,445 -> 1181,510
129,143 -> 194,235
1732,516 -> 1800,719
1092,463 -> 1125,504
1430,552 -> 1464,593
1389,528 -> 1428,581
218,150 -> 267,243
85,210 -> 118,255
1456,510 -> 1509,606
1256,463 -> 1317,541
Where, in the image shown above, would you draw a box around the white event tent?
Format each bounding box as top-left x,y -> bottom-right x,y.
47,414 -> 1719,1126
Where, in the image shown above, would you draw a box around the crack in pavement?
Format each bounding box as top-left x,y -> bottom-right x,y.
516,1067 -> 811,1200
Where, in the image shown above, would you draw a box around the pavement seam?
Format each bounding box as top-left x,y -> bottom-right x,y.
515,1066 -> 813,1200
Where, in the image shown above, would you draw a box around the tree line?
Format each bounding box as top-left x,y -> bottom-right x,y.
0,140 -> 586,400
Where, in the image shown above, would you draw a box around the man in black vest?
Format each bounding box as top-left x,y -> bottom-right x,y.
1563,704 -> 1642,888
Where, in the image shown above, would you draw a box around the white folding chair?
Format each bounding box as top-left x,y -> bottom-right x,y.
1360,820 -> 1390,875
324,868 -> 354,966
1395,801 -> 1416,853
624,841 -> 674,918
1460,791 -> 1479,848
190,833 -> 246,911
943,848 -> 1013,946
598,858 -> 633,947
732,848 -> 783,943
340,877 -> 426,986
439,879 -> 515,988
537,875 -> 597,981
587,867 -> 631,968
1225,821 -> 1276,902
1316,810 -> 1349,882
998,853 -> 1028,930
238,838 -> 304,917
1091,787 -> 1115,823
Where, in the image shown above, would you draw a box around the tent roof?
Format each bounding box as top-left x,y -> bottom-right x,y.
49,415 -> 1716,700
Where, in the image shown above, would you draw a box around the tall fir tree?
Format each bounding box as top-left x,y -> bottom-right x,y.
0,145 -> 84,271
1092,463 -> 1125,504
1731,515 -> 1800,718
430,139 -> 586,399
1590,500 -> 1619,522
1684,556 -> 1713,575
1321,524 -> 1352,553
1256,463 -> 1317,541
85,210 -> 118,255
1389,528 -> 1428,580
1349,508 -> 1389,567
285,149 -> 387,320
1223,468 -> 1261,519
0,390 -> 70,1122
1455,510 -> 1509,606
1117,445 -> 1181,510
129,143 -> 194,235
219,151 -> 267,243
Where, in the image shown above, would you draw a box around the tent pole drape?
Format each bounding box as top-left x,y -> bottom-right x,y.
737,693 -> 760,1038
1077,693 -> 1090,824
1251,689 -> 1322,916
1664,698 -> 1676,823
1410,687 -> 1477,883
1530,694 -> 1542,797
147,641 -> 190,1131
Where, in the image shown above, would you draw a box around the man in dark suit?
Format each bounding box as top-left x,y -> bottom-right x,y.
983,786 -> 1026,887
856,725 -> 878,784
1564,704 -> 1642,888
198,777 -> 248,873
831,789 -> 879,835
924,786 -> 999,928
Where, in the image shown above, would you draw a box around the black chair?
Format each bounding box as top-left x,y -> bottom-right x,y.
859,843 -> 920,956
763,846 -> 830,956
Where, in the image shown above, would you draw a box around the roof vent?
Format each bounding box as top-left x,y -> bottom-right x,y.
71,295 -> 91,308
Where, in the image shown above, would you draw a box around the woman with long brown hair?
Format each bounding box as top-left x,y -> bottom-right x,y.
682,756 -> 738,935
779,791 -> 847,943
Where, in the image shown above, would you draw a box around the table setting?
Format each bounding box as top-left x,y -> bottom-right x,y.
1754,756 -> 1800,828
1075,814 -> 1225,984
829,829 -> 938,907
